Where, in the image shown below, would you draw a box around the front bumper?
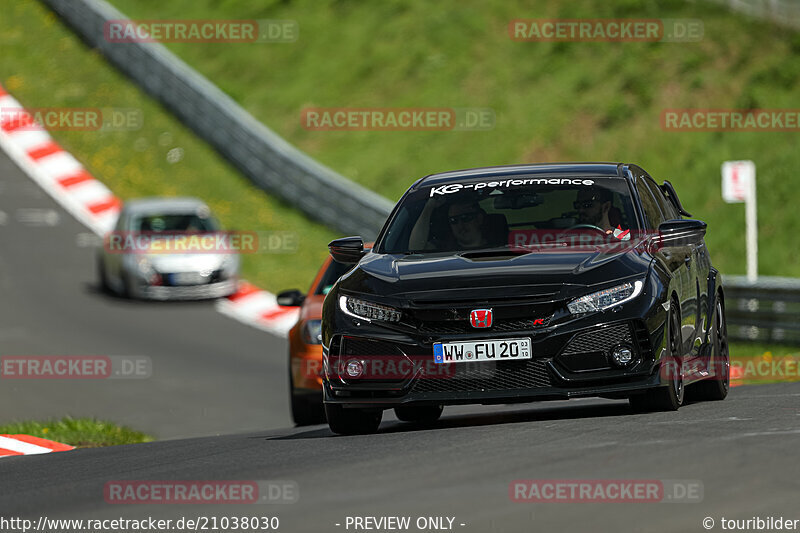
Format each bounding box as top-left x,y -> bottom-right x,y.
324,365 -> 664,408
136,279 -> 237,300
323,318 -> 666,409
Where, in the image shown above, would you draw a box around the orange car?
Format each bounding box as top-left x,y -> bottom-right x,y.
279,256 -> 352,425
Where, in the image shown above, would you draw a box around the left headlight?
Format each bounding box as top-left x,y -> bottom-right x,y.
339,296 -> 402,323
567,280 -> 644,315
302,320 -> 322,344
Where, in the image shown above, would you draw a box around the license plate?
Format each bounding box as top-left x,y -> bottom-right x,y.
433,338 -> 532,364
169,272 -> 206,286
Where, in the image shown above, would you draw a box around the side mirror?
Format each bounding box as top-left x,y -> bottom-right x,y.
656,219 -> 707,248
660,181 -> 693,217
329,236 -> 366,264
276,289 -> 305,307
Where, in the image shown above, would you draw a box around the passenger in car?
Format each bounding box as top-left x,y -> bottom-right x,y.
409,197 -> 509,251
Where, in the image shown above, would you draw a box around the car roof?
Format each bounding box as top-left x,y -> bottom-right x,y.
121,197 -> 209,217
413,162 -> 630,188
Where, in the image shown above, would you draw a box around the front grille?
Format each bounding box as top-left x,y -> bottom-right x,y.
557,323 -> 635,372
419,318 -> 549,335
337,338 -> 411,384
341,338 -> 403,357
161,271 -> 212,287
560,324 -> 632,356
412,358 -> 552,393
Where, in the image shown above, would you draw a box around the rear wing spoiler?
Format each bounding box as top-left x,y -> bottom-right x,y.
660,180 -> 692,218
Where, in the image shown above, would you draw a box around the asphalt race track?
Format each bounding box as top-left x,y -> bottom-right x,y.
0,148 -> 292,439
1,383 -> 798,531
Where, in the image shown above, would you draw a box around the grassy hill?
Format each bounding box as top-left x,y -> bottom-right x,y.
105,0 -> 800,278
2,0 -> 799,289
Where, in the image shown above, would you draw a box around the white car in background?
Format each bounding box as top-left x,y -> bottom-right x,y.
97,197 -> 240,300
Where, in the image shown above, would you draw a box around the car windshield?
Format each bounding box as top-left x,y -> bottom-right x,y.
133,213 -> 219,233
378,176 -> 640,254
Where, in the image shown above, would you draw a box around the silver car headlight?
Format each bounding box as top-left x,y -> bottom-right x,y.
135,256 -> 154,275
339,296 -> 402,323
567,280 -> 644,315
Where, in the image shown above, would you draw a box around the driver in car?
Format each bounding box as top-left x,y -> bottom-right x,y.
446,200 -> 488,249
574,187 -> 615,233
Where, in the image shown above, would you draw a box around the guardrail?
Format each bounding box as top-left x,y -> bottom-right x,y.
705,0 -> 800,30
723,275 -> 800,344
39,0 -> 394,239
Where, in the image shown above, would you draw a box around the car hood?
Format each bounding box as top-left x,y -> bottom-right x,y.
339,248 -> 651,301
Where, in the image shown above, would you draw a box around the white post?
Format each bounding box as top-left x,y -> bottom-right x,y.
721,160 -> 758,282
745,167 -> 758,282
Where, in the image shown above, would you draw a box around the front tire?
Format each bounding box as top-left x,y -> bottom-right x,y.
325,404 -> 382,435
121,271 -> 136,299
394,405 -> 443,424
630,299 -> 684,412
97,256 -> 111,293
290,370 -> 325,426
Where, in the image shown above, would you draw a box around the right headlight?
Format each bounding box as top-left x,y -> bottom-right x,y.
220,253 -> 239,274
339,296 -> 402,323
567,280 -> 644,315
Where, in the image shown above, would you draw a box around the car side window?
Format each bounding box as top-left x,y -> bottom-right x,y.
645,176 -> 679,220
635,178 -> 664,229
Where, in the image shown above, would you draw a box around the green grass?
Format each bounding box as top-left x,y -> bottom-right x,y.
0,0 -> 338,293
730,342 -> 798,358
102,0 -> 800,279
730,343 -> 800,386
0,417 -> 153,448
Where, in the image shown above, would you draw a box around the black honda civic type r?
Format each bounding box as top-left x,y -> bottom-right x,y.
321,163 -> 729,435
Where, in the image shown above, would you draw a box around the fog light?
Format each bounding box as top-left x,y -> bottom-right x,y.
345,359 -> 364,378
611,345 -> 634,366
